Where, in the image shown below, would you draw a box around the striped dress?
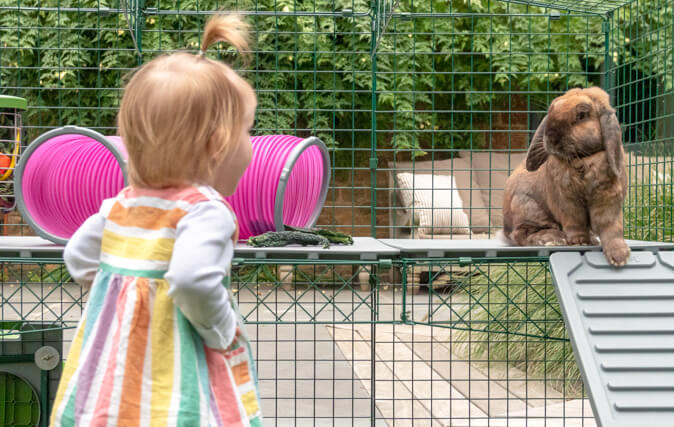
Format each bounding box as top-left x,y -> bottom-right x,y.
50,185 -> 263,427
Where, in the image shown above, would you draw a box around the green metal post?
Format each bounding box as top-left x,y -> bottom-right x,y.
369,9 -> 380,424
41,370 -> 48,427
370,10 -> 379,238
135,0 -> 144,64
603,16 -> 613,101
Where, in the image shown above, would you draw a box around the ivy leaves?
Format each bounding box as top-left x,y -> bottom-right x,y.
0,0 -> 670,154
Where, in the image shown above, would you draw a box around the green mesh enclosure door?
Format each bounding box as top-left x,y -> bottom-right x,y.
0,372 -> 40,427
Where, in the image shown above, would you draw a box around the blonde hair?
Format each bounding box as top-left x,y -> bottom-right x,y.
118,14 -> 256,188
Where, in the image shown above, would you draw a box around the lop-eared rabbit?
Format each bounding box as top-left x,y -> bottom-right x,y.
502,87 -> 630,266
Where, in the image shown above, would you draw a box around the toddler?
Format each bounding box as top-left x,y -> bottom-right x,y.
50,14 -> 262,426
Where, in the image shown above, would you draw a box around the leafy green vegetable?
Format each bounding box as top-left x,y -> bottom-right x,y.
247,231 -> 331,248
284,225 -> 354,245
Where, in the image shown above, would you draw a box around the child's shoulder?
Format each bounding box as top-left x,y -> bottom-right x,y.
101,185 -> 233,219
101,185 -> 236,231
192,185 -> 226,203
115,185 -> 225,206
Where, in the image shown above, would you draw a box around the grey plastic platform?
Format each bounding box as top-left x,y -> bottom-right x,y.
550,250 -> 674,427
0,236 -> 399,261
381,238 -> 674,258
0,236 -> 64,258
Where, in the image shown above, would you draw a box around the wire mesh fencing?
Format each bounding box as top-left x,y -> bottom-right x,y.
610,0 -> 674,242
0,256 -> 601,426
0,0 -> 672,239
0,1 -> 672,425
373,4 -> 605,239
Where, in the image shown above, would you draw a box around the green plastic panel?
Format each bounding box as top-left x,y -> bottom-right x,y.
0,372 -> 40,427
0,96 -> 27,111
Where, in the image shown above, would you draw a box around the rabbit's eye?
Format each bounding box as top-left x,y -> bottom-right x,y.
577,111 -> 587,121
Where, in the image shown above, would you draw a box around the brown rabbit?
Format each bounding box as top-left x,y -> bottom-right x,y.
502,87 -> 630,266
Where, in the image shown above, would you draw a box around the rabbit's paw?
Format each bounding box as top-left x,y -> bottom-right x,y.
603,239 -> 630,267
567,232 -> 597,246
528,229 -> 567,246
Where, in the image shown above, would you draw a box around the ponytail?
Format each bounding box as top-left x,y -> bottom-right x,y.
200,14 -> 251,63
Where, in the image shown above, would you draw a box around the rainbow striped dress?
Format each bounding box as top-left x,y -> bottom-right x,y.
50,186 -> 263,427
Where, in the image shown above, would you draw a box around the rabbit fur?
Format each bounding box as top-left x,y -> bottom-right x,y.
502,87 -> 630,266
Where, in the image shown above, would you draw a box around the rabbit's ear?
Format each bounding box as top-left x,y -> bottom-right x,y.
585,87 -> 624,178
600,110 -> 624,178
526,116 -> 548,171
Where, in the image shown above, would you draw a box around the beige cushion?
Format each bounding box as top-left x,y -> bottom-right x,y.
396,172 -> 470,234
460,151 -> 526,227
389,158 -> 491,233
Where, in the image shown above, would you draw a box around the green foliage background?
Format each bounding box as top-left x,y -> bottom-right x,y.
0,0 -> 671,155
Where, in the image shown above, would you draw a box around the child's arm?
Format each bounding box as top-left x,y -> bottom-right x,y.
64,213 -> 105,289
165,201 -> 237,351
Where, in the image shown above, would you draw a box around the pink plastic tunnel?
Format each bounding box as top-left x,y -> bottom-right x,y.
16,126 -> 330,244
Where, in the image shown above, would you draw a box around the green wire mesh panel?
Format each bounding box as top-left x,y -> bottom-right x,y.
0,0 -> 374,236
372,0 -> 399,52
499,0 -> 631,15
1,0 -> 673,240
0,372 -> 40,427
398,257 -> 591,425
230,4 -> 374,237
231,260 -> 396,425
232,261 -> 387,325
0,260 -> 80,339
0,259 -> 71,422
1,256 -> 602,426
1,1 -> 673,425
401,258 -> 566,338
610,0 -> 674,242
0,258 -> 76,425
374,2 -> 606,238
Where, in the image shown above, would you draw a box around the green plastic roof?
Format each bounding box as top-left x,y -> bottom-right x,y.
0,95 -> 27,110
499,0 -> 634,15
